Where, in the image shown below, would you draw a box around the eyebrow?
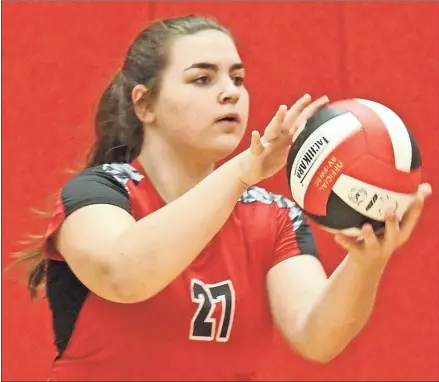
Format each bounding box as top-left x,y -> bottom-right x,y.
184,62 -> 245,72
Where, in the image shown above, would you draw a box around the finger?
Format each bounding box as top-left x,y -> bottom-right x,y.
290,118 -> 307,138
383,210 -> 400,253
334,234 -> 358,253
297,95 -> 330,123
250,130 -> 264,156
362,224 -> 380,250
283,94 -> 312,129
288,96 -> 329,138
399,183 -> 431,238
418,182 -> 432,198
399,193 -> 426,242
262,104 -> 288,142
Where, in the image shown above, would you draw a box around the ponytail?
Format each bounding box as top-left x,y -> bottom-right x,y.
7,240 -> 46,299
87,71 -> 144,167
6,72 -> 145,299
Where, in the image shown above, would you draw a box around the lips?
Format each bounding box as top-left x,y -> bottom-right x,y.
216,113 -> 240,123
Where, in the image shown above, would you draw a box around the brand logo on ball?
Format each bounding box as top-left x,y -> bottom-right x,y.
294,136 -> 329,183
348,188 -> 367,205
365,193 -> 399,214
365,193 -> 379,211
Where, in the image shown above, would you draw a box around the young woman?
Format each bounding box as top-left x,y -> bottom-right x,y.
16,15 -> 431,381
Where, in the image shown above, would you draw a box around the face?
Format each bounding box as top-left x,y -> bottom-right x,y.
148,29 -> 249,161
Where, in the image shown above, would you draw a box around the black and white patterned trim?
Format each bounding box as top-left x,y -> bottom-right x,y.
101,163 -> 144,188
239,186 -> 304,231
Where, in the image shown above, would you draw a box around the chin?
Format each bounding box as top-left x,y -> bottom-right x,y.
211,134 -> 243,158
220,135 -> 242,149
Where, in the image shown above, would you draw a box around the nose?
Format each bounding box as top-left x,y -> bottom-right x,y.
218,80 -> 240,105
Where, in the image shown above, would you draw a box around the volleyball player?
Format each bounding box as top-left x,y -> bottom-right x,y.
15,15 -> 431,381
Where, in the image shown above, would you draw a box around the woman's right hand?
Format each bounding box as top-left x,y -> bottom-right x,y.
238,94 -> 330,186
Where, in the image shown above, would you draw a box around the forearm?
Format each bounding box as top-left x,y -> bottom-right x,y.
108,153 -> 248,301
298,254 -> 388,361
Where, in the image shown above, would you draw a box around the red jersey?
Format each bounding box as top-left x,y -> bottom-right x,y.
43,161 -> 318,381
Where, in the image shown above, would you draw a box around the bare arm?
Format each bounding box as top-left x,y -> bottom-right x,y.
267,185 -> 430,363
267,254 -> 385,363
56,156 -> 248,304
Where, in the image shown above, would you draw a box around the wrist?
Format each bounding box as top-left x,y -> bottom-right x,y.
232,149 -> 261,187
346,252 -> 389,280
217,153 -> 253,195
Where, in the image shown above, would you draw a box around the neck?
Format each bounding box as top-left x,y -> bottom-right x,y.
137,138 -> 215,203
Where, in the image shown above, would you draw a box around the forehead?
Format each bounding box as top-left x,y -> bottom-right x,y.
167,30 -> 242,70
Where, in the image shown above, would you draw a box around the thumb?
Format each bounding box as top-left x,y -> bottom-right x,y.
250,130 -> 264,156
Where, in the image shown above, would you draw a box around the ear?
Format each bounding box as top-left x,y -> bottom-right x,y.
131,84 -> 155,124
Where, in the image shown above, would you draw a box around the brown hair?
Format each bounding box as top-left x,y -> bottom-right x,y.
8,15 -> 232,299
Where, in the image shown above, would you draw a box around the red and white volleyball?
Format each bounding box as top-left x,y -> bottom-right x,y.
286,98 -> 422,236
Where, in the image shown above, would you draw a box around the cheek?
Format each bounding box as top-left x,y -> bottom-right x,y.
239,91 -> 250,127
156,96 -> 209,139
166,92 -> 209,122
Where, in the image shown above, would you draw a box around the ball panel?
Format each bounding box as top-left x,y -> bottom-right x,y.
303,127 -> 367,215
288,113 -> 363,209
332,174 -> 417,222
291,106 -> 349,146
405,126 -> 422,170
343,154 -> 422,194
331,98 -> 397,167
305,191 -> 385,232
356,99 -> 413,173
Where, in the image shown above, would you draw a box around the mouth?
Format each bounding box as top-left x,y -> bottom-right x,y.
215,113 -> 241,123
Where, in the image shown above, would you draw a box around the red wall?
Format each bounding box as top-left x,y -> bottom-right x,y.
2,2 -> 438,381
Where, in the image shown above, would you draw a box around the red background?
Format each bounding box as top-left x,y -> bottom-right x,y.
2,2 -> 438,381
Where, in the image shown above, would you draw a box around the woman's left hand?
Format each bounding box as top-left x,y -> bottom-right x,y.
334,183 -> 432,265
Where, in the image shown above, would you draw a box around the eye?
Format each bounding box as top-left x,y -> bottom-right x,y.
232,76 -> 245,86
193,76 -> 211,86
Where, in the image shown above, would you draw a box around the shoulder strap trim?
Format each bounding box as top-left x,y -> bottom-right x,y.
101,163 -> 144,187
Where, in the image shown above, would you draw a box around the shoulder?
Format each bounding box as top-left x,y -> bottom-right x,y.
63,163 -> 143,194
66,163 -> 143,188
239,185 -> 294,208
238,186 -> 305,230
236,186 -> 318,259
60,163 -> 144,216
98,163 -> 144,186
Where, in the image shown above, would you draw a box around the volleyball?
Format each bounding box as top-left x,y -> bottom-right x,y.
286,98 -> 422,236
